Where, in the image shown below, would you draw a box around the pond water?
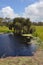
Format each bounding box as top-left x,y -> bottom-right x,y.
0,34 -> 37,58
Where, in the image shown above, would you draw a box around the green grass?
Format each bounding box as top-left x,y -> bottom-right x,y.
0,26 -> 13,33
33,26 -> 43,41
32,26 -> 43,49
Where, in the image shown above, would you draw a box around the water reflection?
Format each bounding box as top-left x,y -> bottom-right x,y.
0,34 -> 36,58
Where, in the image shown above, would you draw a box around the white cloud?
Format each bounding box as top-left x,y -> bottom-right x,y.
23,1 -> 43,22
0,6 -> 20,19
1,0 -> 43,22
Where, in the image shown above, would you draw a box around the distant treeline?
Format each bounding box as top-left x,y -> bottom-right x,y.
0,17 -> 43,26
32,22 -> 43,26
0,18 -> 13,26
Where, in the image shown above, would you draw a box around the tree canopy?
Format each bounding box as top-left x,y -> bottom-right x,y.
9,17 -> 35,35
13,18 -> 31,34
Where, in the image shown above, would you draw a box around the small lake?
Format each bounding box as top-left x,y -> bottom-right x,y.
0,34 -> 37,58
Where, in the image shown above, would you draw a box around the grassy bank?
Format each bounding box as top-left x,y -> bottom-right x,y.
33,26 -> 43,41
0,26 -> 12,33
0,52 -> 43,65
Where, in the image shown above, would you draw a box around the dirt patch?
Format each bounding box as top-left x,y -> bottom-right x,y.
0,50 -> 43,65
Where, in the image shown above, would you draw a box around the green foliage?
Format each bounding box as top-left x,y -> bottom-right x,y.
33,26 -> 43,41
0,26 -> 12,33
32,22 -> 43,26
12,18 -> 32,34
9,24 -> 12,30
33,32 -> 38,37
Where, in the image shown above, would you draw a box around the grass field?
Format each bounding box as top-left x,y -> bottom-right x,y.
0,26 -> 12,33
34,26 -> 43,41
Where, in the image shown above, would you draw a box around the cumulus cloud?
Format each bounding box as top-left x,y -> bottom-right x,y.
0,0 -> 43,22
23,1 -> 43,22
0,6 -> 20,19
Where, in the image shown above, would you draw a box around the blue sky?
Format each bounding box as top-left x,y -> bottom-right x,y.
0,0 -> 43,22
0,0 -> 38,14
